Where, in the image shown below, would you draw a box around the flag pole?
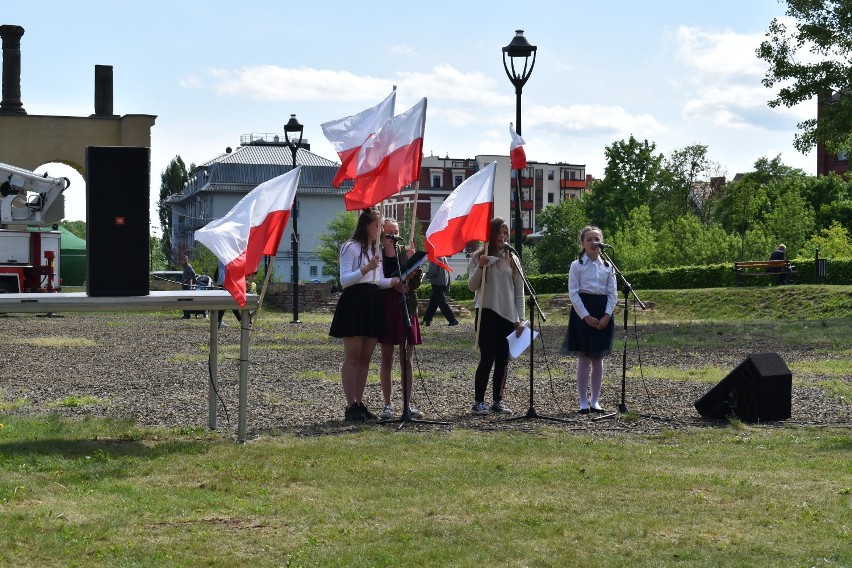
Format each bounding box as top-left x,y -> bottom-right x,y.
475,263 -> 486,349
408,181 -> 420,249
249,256 -> 275,341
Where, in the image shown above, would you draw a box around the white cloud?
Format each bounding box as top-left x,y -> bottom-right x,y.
669,25 -> 812,132
526,103 -> 666,138
390,44 -> 414,55
208,66 -> 392,102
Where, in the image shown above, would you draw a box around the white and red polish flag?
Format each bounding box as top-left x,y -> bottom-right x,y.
424,161 -> 496,270
195,166 -> 301,307
345,97 -> 427,210
321,90 -> 396,188
509,122 -> 527,171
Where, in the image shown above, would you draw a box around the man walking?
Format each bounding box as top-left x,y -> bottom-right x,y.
180,255 -> 197,319
422,256 -> 459,326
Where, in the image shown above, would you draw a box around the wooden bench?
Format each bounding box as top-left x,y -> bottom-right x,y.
734,260 -> 796,285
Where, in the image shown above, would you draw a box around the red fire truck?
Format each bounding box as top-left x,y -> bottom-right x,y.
0,161 -> 70,293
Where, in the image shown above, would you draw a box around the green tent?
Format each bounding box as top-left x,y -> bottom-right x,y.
58,226 -> 86,286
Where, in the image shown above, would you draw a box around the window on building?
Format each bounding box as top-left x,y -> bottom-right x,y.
309,266 -> 318,277
548,170 -> 554,180
432,174 -> 441,188
454,174 -> 463,187
321,264 -> 330,276
548,193 -> 554,203
839,151 -> 848,161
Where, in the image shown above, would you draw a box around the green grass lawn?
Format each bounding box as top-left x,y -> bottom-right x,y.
0,416 -> 849,567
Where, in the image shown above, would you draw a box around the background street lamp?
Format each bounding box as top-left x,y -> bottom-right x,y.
284,114 -> 304,323
502,29 -> 537,256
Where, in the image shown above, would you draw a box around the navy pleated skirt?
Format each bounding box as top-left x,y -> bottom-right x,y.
560,292 -> 615,358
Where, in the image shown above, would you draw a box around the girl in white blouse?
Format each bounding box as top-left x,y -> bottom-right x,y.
329,208 -> 399,421
561,225 -> 617,413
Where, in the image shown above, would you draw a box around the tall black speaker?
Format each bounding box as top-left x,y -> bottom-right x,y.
694,353 -> 792,421
86,146 -> 150,296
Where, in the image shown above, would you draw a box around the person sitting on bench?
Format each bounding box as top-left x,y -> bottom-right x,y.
768,244 -> 787,284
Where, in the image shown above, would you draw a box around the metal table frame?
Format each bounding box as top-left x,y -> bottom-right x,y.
0,291 -> 259,442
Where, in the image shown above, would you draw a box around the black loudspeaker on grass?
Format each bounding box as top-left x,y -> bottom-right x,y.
86,146 -> 150,296
694,352 -> 792,421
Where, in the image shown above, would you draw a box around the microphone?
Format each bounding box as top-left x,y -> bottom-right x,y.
594,242 -> 613,249
385,233 -> 403,243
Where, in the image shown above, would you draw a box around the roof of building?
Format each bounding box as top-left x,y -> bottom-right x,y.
199,144 -> 338,168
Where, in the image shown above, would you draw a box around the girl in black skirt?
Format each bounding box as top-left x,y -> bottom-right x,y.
561,225 -> 617,413
329,208 -> 399,421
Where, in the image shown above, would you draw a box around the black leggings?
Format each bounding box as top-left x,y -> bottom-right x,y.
474,308 -> 515,402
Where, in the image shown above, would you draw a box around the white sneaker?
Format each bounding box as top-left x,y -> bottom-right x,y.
408,405 -> 424,419
378,404 -> 394,419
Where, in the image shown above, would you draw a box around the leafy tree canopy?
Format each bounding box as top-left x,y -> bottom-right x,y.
316,210 -> 358,284
757,0 -> 852,154
61,220 -> 86,239
584,135 -> 663,235
535,197 -> 588,274
159,156 -> 189,269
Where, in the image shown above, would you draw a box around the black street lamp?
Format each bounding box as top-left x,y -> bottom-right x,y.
502,29 -> 536,257
284,114 -> 304,323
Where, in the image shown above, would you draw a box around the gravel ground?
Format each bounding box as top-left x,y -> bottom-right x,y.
1,311 -> 849,439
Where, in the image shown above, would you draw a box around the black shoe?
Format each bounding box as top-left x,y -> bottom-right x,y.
579,407 -> 590,415
181,315 -> 191,319
344,403 -> 365,422
360,402 -> 377,421
590,404 -> 606,414
448,320 -> 459,326
422,320 -> 431,326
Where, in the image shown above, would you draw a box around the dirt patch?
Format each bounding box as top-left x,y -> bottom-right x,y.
1,312 -> 848,439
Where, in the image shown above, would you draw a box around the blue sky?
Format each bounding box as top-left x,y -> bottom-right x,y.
4,0 -> 811,227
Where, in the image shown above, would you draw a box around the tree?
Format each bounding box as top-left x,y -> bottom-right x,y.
584,136 -> 663,235
655,145 -> 727,226
158,156 -> 189,269
316,210 -> 358,284
763,189 -> 815,257
757,0 -> 852,154
801,220 -> 852,258
61,220 -> 86,239
609,206 -> 658,271
535,198 -> 588,274
802,172 -> 852,229
655,214 -> 741,267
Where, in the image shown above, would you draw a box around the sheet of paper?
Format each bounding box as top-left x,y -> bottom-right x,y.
507,321 -> 538,359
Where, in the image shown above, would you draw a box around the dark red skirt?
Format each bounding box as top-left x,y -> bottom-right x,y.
377,290 -> 422,346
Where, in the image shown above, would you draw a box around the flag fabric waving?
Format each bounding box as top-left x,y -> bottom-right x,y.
509,122 -> 527,171
321,90 -> 396,188
345,97 -> 427,210
195,166 -> 301,307
424,161 -> 496,270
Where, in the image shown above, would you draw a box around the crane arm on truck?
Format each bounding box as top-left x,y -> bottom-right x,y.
0,161 -> 71,227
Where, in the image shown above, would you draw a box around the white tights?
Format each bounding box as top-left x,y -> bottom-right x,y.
576,355 -> 603,409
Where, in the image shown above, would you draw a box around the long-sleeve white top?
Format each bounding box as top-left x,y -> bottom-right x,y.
567,254 -> 618,319
338,240 -> 394,289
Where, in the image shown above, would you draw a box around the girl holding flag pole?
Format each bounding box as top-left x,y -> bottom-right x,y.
329,207 -> 399,422
467,217 -> 525,416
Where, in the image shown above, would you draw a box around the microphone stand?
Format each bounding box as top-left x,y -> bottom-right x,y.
378,242 -> 450,430
593,248 -> 647,421
504,248 -> 570,424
